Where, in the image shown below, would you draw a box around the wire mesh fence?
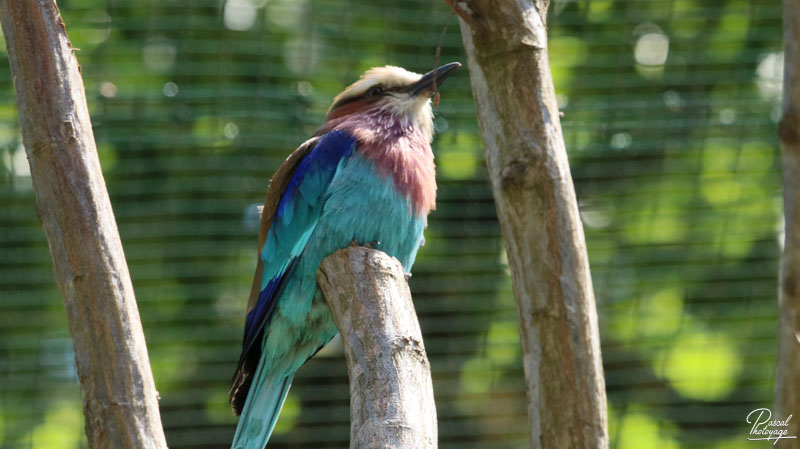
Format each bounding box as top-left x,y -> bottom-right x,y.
0,0 -> 784,448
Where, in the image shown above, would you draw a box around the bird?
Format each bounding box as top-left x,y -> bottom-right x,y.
229,62 -> 461,449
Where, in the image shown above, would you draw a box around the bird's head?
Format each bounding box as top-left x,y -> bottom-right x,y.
324,62 -> 461,141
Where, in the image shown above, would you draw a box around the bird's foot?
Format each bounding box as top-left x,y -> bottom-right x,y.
404,272 -> 412,281
348,239 -> 381,249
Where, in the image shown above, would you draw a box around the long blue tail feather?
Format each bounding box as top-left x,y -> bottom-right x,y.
231,353 -> 294,449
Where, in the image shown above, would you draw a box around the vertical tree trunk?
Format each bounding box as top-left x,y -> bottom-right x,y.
317,247 -> 437,449
778,0 -> 800,443
446,1 -> 608,448
0,1 -> 167,447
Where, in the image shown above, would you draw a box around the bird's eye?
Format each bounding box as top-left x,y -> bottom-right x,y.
367,86 -> 384,97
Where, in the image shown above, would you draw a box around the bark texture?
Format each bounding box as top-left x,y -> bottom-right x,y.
446,1 -> 608,448
317,247 -> 437,449
778,0 -> 800,442
0,1 -> 167,447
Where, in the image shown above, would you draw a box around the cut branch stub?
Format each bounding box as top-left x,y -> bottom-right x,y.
317,247 -> 437,449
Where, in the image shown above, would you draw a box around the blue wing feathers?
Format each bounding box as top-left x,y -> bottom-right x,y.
241,257 -> 298,357
275,130 -> 356,221
244,131 -> 356,353
231,130 -> 357,419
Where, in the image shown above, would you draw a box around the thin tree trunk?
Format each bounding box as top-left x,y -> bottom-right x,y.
445,1 -> 608,448
0,1 -> 167,447
778,0 -> 800,443
317,247 -> 437,449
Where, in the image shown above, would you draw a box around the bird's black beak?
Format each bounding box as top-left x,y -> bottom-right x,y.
409,62 -> 461,97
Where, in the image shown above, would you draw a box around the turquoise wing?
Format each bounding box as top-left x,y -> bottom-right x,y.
230,130 -> 357,413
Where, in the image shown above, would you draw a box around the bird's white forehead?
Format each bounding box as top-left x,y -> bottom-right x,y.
330,66 -> 422,108
357,66 -> 422,90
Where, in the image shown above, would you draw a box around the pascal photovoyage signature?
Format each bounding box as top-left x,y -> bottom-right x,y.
747,408 -> 797,445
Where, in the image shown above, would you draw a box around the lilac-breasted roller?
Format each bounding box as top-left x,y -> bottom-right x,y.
229,62 -> 461,448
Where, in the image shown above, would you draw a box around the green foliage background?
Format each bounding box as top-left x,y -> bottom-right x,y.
0,0 -> 784,447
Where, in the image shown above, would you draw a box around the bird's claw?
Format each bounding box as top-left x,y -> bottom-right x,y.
348,239 -> 381,249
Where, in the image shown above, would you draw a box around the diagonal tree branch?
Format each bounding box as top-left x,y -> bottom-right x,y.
0,1 -> 167,447
448,1 -> 609,448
